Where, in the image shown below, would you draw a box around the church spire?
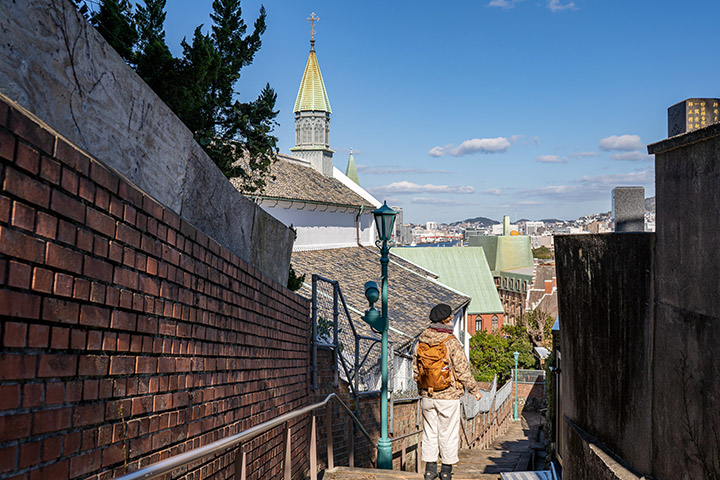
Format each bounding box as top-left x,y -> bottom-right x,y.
345,148 -> 360,185
291,12 -> 334,176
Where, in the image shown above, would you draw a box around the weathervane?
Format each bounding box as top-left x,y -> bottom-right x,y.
307,12 -> 319,43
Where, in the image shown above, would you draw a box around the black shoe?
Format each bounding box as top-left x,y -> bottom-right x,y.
439,464 -> 452,480
424,473 -> 439,480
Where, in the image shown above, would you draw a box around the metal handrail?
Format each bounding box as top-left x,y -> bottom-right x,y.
116,393 -> 371,480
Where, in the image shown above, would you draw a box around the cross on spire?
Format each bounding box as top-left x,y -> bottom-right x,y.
307,12 -> 319,43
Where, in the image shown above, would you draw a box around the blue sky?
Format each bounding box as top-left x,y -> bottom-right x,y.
156,0 -> 719,223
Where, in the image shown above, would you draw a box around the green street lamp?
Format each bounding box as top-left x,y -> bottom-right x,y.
513,351 -> 520,421
361,201 -> 397,469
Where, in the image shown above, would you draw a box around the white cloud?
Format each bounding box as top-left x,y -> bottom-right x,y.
569,151 -> 597,159
483,188 -> 502,196
548,0 -> 576,12
510,134 -> 523,143
368,181 -> 475,195
488,0 -> 522,8
516,200 -> 543,206
357,165 -> 450,174
610,152 -> 654,162
428,137 -> 512,157
412,197 -> 474,206
522,169 -> 654,199
533,136 -> 540,146
536,154 -> 568,164
598,135 -> 644,151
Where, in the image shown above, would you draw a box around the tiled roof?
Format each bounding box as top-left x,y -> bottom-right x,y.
532,264 -> 556,288
291,246 -> 471,348
232,154 -> 374,209
393,247 -> 504,315
294,46 -> 331,113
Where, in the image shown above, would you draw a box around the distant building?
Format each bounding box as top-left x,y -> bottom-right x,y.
426,221 -> 437,231
524,221 -> 544,235
530,235 -> 554,249
469,216 -> 534,324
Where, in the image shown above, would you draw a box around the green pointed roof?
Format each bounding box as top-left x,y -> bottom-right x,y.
393,247 -> 504,315
345,150 -> 359,185
294,43 -> 332,113
468,236 -> 534,275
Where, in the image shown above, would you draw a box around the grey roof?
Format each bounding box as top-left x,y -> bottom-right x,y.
231,154 -> 375,209
532,264 -> 556,288
291,246 -> 470,347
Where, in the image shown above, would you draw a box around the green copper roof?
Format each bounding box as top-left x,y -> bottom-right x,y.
393,247 -> 504,314
294,45 -> 332,113
345,150 -> 359,185
468,236 -> 534,275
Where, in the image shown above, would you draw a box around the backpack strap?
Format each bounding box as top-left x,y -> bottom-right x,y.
441,335 -> 458,388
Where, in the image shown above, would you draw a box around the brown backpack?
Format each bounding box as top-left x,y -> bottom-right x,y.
416,336 -> 454,394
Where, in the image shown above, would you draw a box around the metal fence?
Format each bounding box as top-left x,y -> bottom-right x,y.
516,369 -> 545,384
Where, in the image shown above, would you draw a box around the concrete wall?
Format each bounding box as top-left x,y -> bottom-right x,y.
555,233 -> 655,478
0,0 -> 293,284
0,96 -> 312,479
649,123 -> 720,480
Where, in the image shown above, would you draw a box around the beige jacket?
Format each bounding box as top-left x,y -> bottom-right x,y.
412,326 -> 480,400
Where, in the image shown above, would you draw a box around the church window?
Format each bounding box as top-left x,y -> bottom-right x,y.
491,315 -> 499,330
475,317 -> 482,333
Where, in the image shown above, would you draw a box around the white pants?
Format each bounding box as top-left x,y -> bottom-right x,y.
421,397 -> 460,464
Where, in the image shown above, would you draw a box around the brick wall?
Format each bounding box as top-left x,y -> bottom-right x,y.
0,97 -> 311,479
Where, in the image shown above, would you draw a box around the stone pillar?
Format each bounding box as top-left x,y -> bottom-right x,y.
612,186 -> 644,232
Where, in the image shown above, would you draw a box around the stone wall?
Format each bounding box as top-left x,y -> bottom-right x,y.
0,97 -> 311,479
0,0 -> 294,284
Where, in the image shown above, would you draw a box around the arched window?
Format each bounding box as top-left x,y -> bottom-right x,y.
491,314 -> 499,330
475,317 -> 482,333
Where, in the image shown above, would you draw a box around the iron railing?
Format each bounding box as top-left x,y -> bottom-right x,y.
516,369 -> 546,384
115,393 -> 372,480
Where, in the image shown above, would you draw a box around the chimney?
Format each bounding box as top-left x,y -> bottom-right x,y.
544,280 -> 553,294
503,215 -> 510,236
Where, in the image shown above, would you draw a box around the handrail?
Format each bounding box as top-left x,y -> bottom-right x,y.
390,429 -> 422,443
116,393 -> 370,480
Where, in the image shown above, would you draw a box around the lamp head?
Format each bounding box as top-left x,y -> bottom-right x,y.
373,201 -> 398,243
364,281 -> 380,305
513,351 -> 520,361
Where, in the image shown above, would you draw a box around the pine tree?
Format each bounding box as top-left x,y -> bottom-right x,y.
78,0 -> 278,193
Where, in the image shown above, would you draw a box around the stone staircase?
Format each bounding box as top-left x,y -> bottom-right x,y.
324,412 -> 545,480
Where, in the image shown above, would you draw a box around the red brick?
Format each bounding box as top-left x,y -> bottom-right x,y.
0,195 -> 10,223
113,267 -> 138,290
31,407 -> 72,434
94,235 -> 109,257
78,177 -> 95,202
42,435 -> 63,461
73,403 -> 103,427
83,256 -> 113,283
32,267 -> 53,293
45,243 -> 82,274
109,356 -> 134,375
69,449 -> 101,478
87,330 -> 102,350
131,395 -> 152,416
90,161 -> 119,193
70,330 -> 86,350
118,180 -> 143,208
122,246 -> 135,268
28,324 -> 49,348
153,393 -> 172,412
0,384 -> 20,410
0,130 -> 15,161
42,297 -> 80,324
0,445 -> 16,473
108,196 -> 123,219
108,241 -> 123,263
123,204 -> 137,225
38,354 -> 77,378
102,332 -> 116,351
8,260 -> 32,288
22,383 -> 43,408
79,355 -> 109,376
18,440 -> 41,469
89,282 -> 105,304
8,107 -> 55,154
51,189 -> 85,223
39,155 -> 61,184
15,142 -> 40,174
0,259 -> 4,285
65,381 -> 82,402
73,278 -> 90,300
135,357 -> 156,374
116,333 -> 130,351
80,305 -> 110,328
55,139 -> 90,175
3,166 -> 50,208
60,167 -> 79,195
101,443 -> 124,468
45,382 -> 64,405
110,310 -> 136,331
86,206 -> 116,237
56,219 -> 76,245
3,322 -> 27,347
95,187 -> 110,211
0,290 -> 41,319
30,459 -> 69,480
35,211 -> 57,239
10,201 -> 34,231
82,379 -> 99,401
0,226 -> 45,263
0,412 -> 31,441
50,326 -> 70,349
116,223 -> 141,248
53,272 -> 73,297
77,228 -> 93,252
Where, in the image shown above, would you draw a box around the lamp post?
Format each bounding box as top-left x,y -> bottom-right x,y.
513,351 -> 520,421
360,201 -> 397,469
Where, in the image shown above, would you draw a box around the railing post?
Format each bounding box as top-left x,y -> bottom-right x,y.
348,415 -> 354,468
234,450 -> 246,480
326,404 -> 334,470
310,415 -> 317,480
401,440 -> 406,471
332,282 -> 339,387
416,431 -> 422,473
284,426 -> 292,480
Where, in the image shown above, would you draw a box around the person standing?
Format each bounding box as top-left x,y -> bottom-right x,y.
413,303 -> 482,480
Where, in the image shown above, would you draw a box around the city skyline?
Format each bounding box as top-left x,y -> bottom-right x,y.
151,0 -> 718,223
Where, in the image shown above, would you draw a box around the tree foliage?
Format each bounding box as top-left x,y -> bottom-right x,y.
77,0 -> 278,193
523,308 -> 555,348
469,324 -> 539,384
532,246 -> 554,260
